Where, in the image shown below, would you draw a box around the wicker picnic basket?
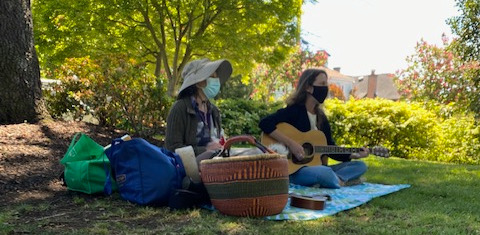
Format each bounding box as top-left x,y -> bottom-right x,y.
200,153 -> 289,217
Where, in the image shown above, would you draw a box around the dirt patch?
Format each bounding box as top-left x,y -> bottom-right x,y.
0,120 -> 164,231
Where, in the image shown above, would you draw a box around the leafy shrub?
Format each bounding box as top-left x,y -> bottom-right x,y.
216,98 -> 283,139
43,55 -> 172,137
438,115 -> 480,164
325,98 -> 479,164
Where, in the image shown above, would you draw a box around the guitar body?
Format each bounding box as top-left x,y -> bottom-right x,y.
261,123 -> 329,175
261,123 -> 390,175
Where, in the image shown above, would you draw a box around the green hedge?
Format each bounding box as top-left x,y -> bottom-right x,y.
218,97 -> 479,164
216,98 -> 283,140
325,98 -> 480,164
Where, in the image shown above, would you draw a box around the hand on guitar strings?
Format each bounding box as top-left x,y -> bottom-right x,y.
288,141 -> 305,161
350,147 -> 370,159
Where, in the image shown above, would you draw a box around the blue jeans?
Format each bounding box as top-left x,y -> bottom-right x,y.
289,161 -> 367,188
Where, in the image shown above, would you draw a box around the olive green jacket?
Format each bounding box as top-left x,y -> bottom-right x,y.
165,96 -> 222,155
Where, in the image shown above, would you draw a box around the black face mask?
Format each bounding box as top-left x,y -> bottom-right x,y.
312,86 -> 328,103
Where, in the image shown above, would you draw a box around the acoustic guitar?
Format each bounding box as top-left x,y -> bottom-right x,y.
290,193 -> 331,210
260,123 -> 390,175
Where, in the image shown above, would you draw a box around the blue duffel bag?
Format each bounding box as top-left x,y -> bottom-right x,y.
104,137 -> 186,206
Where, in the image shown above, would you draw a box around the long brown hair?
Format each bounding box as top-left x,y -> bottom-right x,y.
286,69 -> 328,106
286,69 -> 328,127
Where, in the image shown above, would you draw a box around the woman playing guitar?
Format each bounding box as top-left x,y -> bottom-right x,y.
259,68 -> 369,188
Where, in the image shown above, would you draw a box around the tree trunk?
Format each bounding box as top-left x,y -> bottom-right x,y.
154,52 -> 162,78
0,0 -> 49,124
167,74 -> 176,97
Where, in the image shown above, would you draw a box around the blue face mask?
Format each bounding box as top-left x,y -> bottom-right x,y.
202,77 -> 221,99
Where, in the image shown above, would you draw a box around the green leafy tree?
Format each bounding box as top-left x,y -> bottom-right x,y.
33,0 -> 302,96
447,0 -> 480,62
249,47 -> 329,102
447,0 -> 480,115
396,36 -> 480,113
216,75 -> 253,100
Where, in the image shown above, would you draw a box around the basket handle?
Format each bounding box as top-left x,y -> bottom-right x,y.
219,135 -> 275,157
222,135 -> 256,149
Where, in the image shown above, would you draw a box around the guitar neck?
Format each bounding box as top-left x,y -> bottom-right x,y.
314,146 -> 364,155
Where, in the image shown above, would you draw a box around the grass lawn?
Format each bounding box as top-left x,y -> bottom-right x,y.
1,157 -> 479,234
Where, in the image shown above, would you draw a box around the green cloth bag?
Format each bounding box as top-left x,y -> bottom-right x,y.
60,133 -> 117,194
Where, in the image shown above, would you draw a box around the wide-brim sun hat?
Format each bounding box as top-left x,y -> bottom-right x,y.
178,58 -> 233,94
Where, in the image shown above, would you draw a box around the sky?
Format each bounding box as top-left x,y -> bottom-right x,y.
301,0 -> 460,76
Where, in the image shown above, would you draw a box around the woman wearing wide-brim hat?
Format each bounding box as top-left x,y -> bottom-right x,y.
165,58 -> 233,163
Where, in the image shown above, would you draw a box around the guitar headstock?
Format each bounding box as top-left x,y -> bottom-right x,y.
370,146 -> 390,158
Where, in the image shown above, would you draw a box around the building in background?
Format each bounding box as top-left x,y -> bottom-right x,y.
321,66 -> 356,100
353,71 -> 401,100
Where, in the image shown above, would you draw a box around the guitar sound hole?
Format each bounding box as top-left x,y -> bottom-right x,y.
303,143 -> 313,156
292,143 -> 314,164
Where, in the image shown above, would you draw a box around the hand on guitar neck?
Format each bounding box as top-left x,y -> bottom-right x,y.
349,147 -> 370,159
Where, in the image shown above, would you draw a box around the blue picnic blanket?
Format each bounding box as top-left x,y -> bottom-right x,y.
265,183 -> 411,220
203,182 -> 410,220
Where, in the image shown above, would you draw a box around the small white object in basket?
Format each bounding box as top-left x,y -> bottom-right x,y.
268,143 -> 289,155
